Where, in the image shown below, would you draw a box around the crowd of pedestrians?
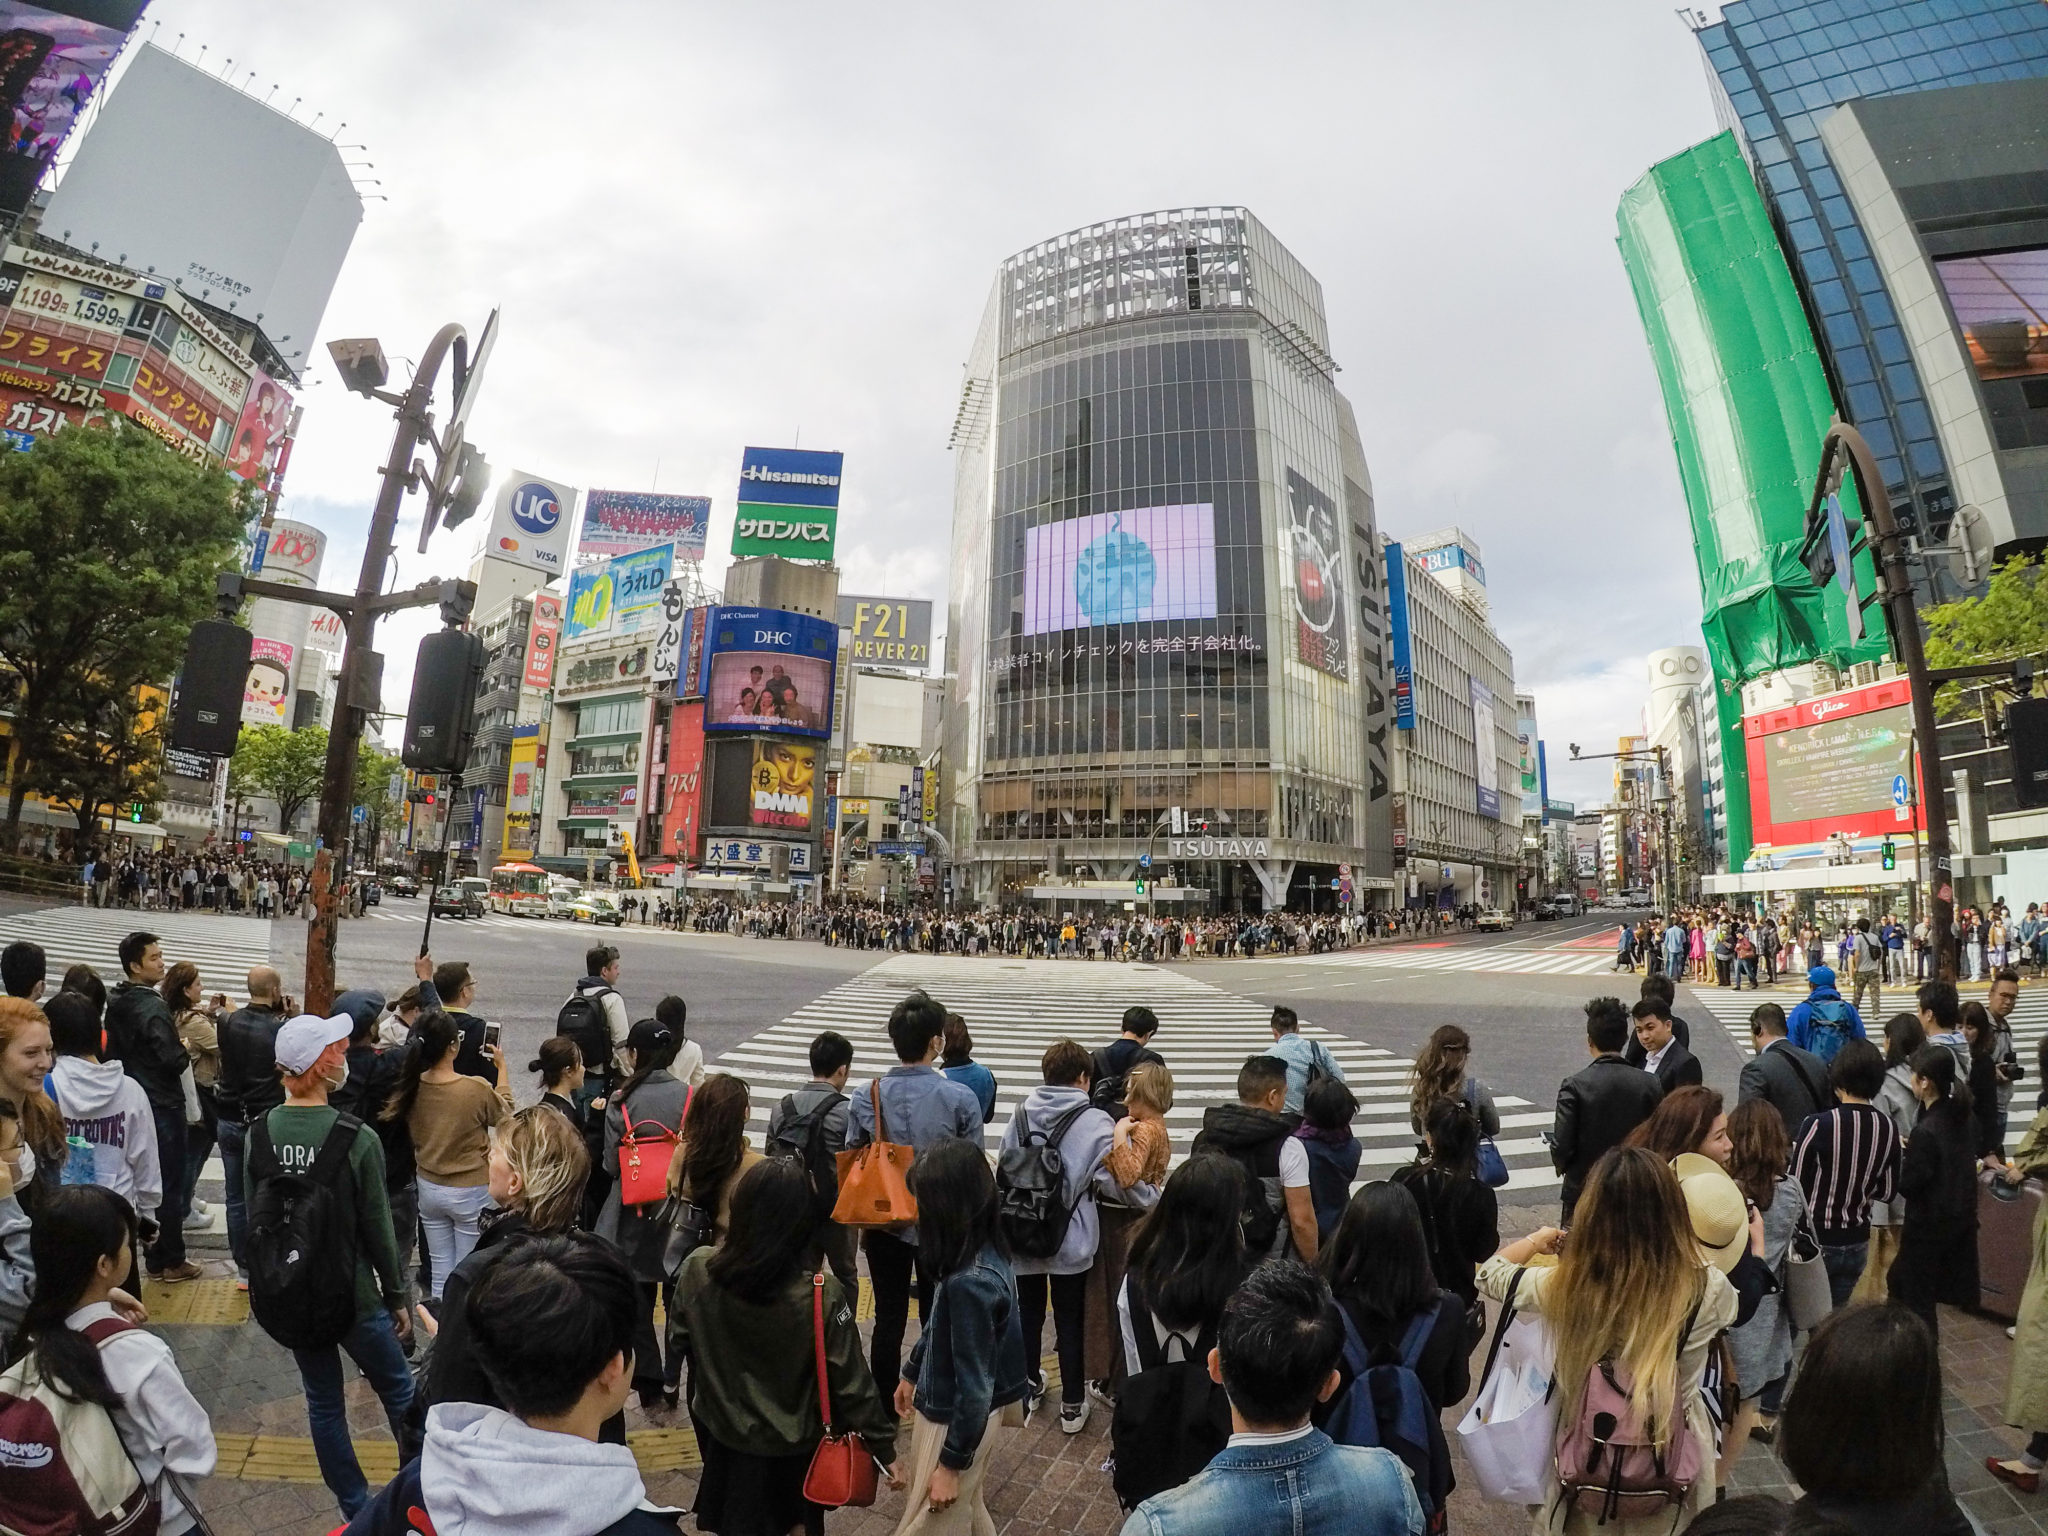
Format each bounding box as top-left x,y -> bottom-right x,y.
0,921 -> 2043,1536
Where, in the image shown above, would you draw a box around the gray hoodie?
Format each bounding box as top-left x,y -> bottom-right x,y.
417,1403 -> 671,1535
999,1084 -> 1158,1276
49,1055 -> 160,1221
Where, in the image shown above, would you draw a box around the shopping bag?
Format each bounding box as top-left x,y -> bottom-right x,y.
1455,1268 -> 1557,1505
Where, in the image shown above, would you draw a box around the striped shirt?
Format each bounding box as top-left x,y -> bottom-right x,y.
1791,1102 -> 1901,1246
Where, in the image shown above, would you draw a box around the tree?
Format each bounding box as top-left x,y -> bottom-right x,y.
353,740 -> 403,865
32,682 -> 165,840
1923,556 -> 2048,719
232,725 -> 328,833
0,423 -> 251,842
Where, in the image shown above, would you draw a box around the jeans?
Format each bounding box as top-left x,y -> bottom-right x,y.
1017,1270 -> 1087,1405
864,1228 -> 931,1401
292,1309 -> 415,1518
1821,1241 -> 1867,1310
216,1118 -> 248,1269
147,1103 -> 191,1271
1734,958 -> 1756,988
416,1177 -> 490,1301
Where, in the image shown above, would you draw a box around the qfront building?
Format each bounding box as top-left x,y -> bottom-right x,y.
942,208 -> 1399,913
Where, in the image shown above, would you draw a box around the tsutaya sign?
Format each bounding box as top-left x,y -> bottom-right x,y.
1167,837 -> 1271,859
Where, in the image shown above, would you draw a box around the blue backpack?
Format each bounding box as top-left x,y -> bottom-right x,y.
1804,999 -> 1854,1064
1325,1302 -> 1451,1527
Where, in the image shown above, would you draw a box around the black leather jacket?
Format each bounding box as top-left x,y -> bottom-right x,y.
214,1003 -> 289,1124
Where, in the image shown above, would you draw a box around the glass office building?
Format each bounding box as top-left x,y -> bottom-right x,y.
1695,0 -> 2048,562
941,208 -> 1398,912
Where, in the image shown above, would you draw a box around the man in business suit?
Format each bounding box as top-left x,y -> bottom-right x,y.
1631,997 -> 1702,1094
1623,973 -> 1693,1067
1551,997 -> 1666,1222
1738,1001 -> 1833,1141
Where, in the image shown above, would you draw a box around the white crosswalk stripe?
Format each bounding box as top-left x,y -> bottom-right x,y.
0,906 -> 272,988
1277,944 -> 1622,978
708,954 -> 1561,1191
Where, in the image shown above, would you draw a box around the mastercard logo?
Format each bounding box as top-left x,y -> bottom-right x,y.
499,536 -> 521,552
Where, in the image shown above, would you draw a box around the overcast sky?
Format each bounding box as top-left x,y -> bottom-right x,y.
76,0 -> 1732,809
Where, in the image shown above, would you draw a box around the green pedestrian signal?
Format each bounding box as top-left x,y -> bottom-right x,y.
1881,840 -> 1896,871
1135,879 -> 1146,895
129,804 -> 142,823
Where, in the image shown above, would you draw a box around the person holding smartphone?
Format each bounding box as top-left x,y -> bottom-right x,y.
382,1009 -> 510,1302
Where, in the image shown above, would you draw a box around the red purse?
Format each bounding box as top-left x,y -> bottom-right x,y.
801,1273 -> 879,1508
618,1095 -> 682,1209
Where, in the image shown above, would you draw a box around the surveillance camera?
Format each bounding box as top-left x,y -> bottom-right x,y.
327,337 -> 389,397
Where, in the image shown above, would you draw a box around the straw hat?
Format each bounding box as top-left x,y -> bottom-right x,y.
1672,1152 -> 1747,1274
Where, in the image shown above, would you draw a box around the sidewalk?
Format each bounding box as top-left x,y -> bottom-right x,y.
172,1209 -> 2048,1535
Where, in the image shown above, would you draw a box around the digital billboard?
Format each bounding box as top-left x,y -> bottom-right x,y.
698,606 -> 838,739
1286,470 -> 1347,680
0,3 -> 146,225
1936,247 -> 2047,383
1020,504 -> 1217,636
731,446 -> 842,560
580,490 -> 710,562
749,738 -> 816,830
1743,677 -> 1919,849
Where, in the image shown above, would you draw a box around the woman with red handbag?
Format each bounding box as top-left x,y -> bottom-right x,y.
671,1157 -> 901,1535
595,1017 -> 691,1409
890,1139 -> 1030,1536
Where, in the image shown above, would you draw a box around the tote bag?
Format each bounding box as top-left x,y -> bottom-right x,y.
832,1081 -> 917,1227
1782,1195 -> 1833,1332
1455,1267 -> 1558,1505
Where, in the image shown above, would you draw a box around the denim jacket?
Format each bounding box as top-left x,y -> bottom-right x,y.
903,1244 -> 1030,1470
1120,1428 -> 1422,1536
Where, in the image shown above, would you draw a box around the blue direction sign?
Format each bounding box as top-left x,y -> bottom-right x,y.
1138,853 -> 1152,869
1892,774 -> 1909,809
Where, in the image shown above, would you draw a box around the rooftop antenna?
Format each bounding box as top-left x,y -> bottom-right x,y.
171,30 -> 183,55
265,84 -> 278,105
286,95 -> 301,118
194,44 -> 206,69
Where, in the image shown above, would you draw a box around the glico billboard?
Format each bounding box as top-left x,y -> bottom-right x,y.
696,605 -> 839,741
1743,677 -> 1919,850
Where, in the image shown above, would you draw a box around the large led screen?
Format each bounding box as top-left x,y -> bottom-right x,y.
705,651 -> 833,734
749,738 -> 816,830
1937,248 -> 2048,383
1020,504 -> 1216,636
0,3 -> 145,223
1762,703 -> 1913,827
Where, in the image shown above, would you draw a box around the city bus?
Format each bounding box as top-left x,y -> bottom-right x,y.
489,862 -> 550,917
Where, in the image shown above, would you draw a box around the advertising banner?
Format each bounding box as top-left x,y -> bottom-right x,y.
650,577 -> 688,685
1518,714 -> 1539,796
483,470 -> 577,576
898,782 -> 912,830
566,782 -> 635,819
0,3 -> 145,224
922,758 -> 938,824
609,543 -> 673,634
1021,505 -> 1216,635
662,699 -> 705,857
1743,677 -> 1918,849
523,592 -> 563,690
556,640 -> 649,700
565,563 -> 616,643
225,371 -> 293,487
580,490 -> 710,562
503,726 -> 540,860
702,837 -> 812,873
700,606 -> 839,739
837,595 -> 934,667
731,446 -> 843,560
242,637 -> 293,726
677,604 -> 711,700
749,738 -> 816,830
1385,542 -> 1416,730
1471,677 -> 1500,819
1286,470 -> 1347,680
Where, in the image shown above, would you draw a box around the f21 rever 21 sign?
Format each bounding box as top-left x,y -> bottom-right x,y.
837,595 -> 933,669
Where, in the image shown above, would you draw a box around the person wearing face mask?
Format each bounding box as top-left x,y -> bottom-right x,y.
249,1012 -> 415,1521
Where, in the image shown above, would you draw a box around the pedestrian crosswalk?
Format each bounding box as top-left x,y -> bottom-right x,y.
0,906 -> 274,990
709,954 -> 1562,1191
1278,943 -> 1624,979
359,906 -> 537,932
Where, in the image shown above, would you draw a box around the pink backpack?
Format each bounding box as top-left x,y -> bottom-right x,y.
1555,1301 -> 1703,1525
0,1316 -> 160,1536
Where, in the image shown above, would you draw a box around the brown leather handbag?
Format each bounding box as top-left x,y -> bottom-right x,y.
831,1081 -> 916,1227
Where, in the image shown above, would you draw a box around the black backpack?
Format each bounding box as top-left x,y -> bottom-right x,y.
1110,1283 -> 1232,1510
995,1100 -> 1095,1259
245,1112 -> 363,1350
1089,1042 -> 1149,1115
766,1089 -> 847,1222
556,989 -> 617,1088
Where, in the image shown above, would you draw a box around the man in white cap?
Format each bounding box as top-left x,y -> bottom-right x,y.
247,1011 -> 415,1521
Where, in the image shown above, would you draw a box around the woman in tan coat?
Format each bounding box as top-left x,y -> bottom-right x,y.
1991,1109 -> 2048,1492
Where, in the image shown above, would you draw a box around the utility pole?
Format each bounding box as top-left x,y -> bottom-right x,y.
1800,421 -> 1955,983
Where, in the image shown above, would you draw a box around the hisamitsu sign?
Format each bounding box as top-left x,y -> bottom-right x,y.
732,446 -> 842,560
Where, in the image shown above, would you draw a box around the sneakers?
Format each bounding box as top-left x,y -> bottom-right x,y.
1060,1396 -> 1091,1435
182,1209 -> 212,1231
149,1262 -> 204,1283
188,1198 -> 210,1218
1086,1378 -> 1117,1410
1024,1372 -> 1046,1421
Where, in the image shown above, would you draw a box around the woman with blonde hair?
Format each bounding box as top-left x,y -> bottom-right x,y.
1478,1146 -> 1739,1531
1407,1024 -> 1499,1140
419,1105 -> 602,1423
1087,1058 -> 1175,1391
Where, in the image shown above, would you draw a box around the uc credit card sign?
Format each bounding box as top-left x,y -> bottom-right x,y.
731,446 -> 842,561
